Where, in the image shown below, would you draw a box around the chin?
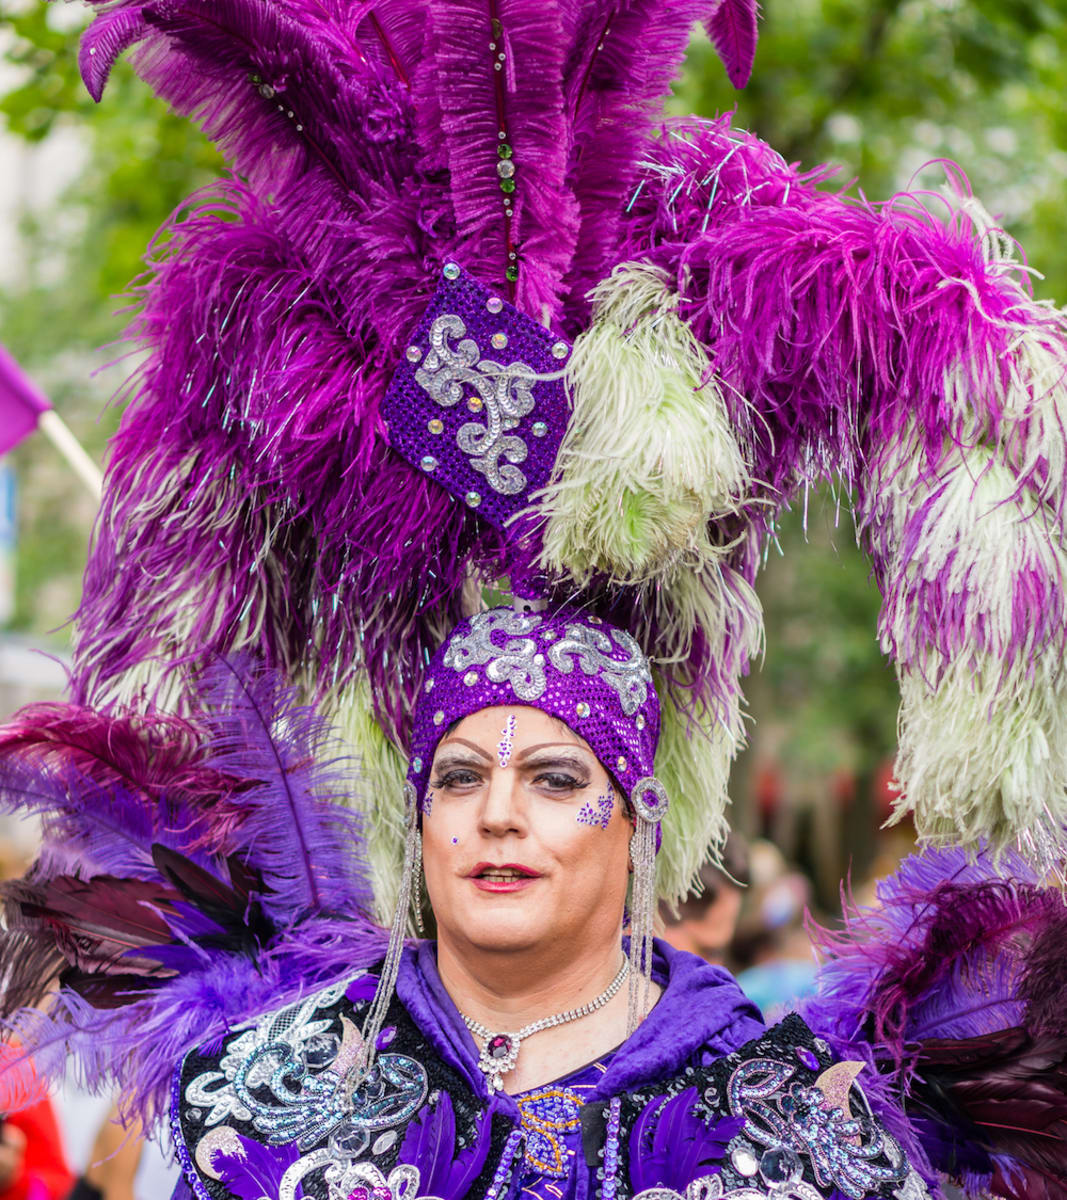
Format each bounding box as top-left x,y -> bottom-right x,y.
455,911 -> 550,954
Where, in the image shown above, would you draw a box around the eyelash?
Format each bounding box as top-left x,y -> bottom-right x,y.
534,772 -> 588,792
429,769 -> 590,792
431,768 -> 482,789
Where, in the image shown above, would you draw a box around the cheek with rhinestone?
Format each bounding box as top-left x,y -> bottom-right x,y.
451,836 -> 459,845
497,713 -> 517,768
578,789 -> 614,831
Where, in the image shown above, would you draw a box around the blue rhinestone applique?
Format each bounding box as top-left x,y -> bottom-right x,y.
601,1014 -> 930,1200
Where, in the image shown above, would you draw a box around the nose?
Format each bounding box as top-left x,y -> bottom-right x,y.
477,766 -> 527,838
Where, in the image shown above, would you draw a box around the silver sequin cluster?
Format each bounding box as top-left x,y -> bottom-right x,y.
415,313 -> 537,495
442,610 -> 652,712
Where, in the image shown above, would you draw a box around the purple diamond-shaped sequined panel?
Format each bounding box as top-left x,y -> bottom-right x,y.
381,262 -> 571,532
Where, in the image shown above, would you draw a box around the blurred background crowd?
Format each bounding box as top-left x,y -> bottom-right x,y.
0,0 -> 1065,1195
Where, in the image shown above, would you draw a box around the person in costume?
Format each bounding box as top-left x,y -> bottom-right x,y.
0,630 -> 1065,1200
2,0 -> 1067,1198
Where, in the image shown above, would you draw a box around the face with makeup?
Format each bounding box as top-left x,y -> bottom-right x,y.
421,705 -> 633,960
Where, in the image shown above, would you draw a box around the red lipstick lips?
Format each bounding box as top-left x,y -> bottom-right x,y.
468,862 -> 541,893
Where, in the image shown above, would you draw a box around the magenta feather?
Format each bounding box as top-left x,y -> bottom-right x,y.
703,0 -> 760,89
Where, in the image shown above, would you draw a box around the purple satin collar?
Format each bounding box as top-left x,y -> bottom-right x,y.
394,938 -> 765,1104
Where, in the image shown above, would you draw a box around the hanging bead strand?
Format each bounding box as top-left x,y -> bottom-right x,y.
487,0 -> 519,297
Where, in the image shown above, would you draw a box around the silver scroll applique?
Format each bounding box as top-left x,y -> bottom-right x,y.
724,1057 -> 924,1200
547,623 -> 651,715
443,609 -> 547,700
442,611 -> 655,710
415,314 -> 537,495
184,975 -> 430,1197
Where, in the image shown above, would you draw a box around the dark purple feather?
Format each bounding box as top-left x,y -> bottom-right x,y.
213,1133 -> 304,1200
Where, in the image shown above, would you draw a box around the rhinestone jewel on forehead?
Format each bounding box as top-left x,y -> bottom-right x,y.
381,263 -> 571,533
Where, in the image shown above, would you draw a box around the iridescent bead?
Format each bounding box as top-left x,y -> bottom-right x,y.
491,332 -> 508,349
531,421 -> 547,437
406,345 -> 422,362
443,262 -> 461,280
576,702 -> 590,718
497,159 -> 516,180
420,455 -> 437,472
551,341 -> 569,359
486,296 -> 504,313
465,491 -> 482,508
616,756 -> 627,772
428,418 -> 444,435
467,396 -> 484,412
433,711 -> 445,726
464,671 -> 478,686
635,714 -> 646,730
424,678 -> 434,693
412,757 -> 423,772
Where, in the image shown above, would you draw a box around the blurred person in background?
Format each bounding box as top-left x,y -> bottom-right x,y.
731,839 -> 819,1017
62,1107 -> 176,1200
0,826 -> 73,1200
659,835 -> 749,967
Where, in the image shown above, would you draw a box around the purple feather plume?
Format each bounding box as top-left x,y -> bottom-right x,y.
0,661 -> 387,1125
628,1088 -> 740,1193
800,845 -> 1067,1198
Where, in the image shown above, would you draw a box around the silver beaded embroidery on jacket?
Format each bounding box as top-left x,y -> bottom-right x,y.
184,975 -> 429,1194
280,1157 -> 441,1200
547,623 -> 651,714
633,1177 -> 822,1200
442,609 -> 547,699
415,313 -> 536,495
724,1058 -> 919,1200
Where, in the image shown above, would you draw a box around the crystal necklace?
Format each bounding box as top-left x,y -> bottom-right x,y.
461,959 -> 630,1091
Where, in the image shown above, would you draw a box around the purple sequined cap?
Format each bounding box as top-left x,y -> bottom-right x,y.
381,263 -> 571,532
408,608 -> 666,822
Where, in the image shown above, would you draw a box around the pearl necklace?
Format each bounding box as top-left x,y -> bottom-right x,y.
461,959 -> 630,1091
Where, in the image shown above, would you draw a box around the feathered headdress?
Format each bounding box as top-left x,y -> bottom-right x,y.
69,0 -> 1067,907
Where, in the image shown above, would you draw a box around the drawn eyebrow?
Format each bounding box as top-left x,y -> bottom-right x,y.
436,737 -> 492,761
515,741 -> 586,760
517,750 -> 591,773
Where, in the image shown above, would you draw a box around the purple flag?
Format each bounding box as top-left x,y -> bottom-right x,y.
0,343 -> 51,455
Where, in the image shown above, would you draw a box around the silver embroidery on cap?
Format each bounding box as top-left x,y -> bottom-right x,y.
443,610 -> 547,700
547,624 -> 651,714
415,313 -> 536,496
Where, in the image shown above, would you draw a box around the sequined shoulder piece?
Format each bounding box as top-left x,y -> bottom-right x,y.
171,970 -> 504,1200
593,1013 -> 931,1200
